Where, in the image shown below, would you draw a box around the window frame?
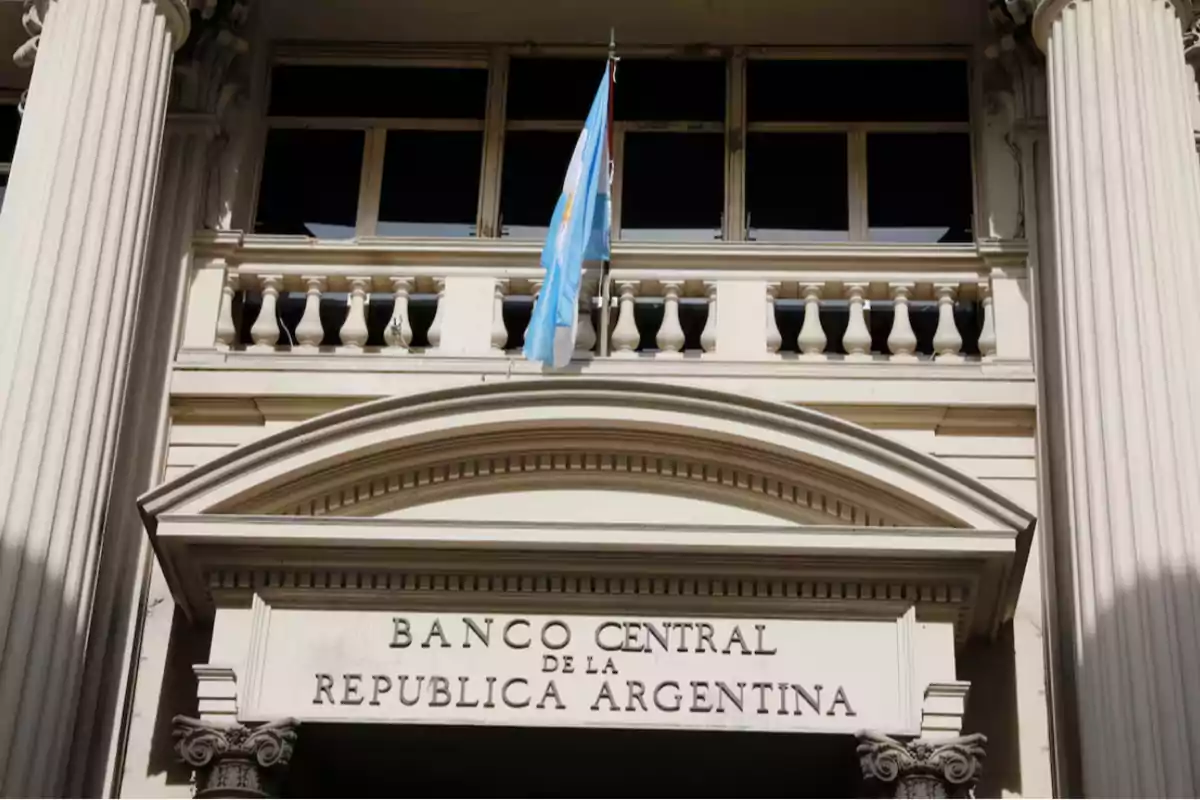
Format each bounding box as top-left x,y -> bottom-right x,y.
251,44 -> 978,244
0,91 -> 22,200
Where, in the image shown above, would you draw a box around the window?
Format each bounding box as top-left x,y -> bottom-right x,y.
255,62 -> 488,238
254,52 -> 974,245
744,57 -> 972,243
0,103 -> 21,210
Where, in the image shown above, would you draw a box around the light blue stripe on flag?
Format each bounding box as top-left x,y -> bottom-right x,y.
523,63 -> 612,369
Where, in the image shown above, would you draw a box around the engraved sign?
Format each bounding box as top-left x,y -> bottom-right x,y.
241,608 -> 919,735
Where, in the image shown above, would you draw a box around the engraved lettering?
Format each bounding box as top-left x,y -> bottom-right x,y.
828,686 -> 857,717
754,623 -> 777,655
716,681 -> 745,713
503,619 -> 531,649
484,676 -> 497,708
390,617 -> 412,648
591,681 -> 619,711
422,619 -> 452,649
341,674 -> 364,705
654,681 -> 682,712
595,621 -> 622,651
370,674 -> 392,706
456,676 -> 479,708
792,683 -> 823,715
601,657 -> 619,675
696,623 -> 716,653
542,655 -> 559,673
541,620 -> 571,650
537,681 -> 566,710
674,622 -> 694,652
752,681 -> 773,714
464,617 -> 492,648
722,625 -> 751,655
622,622 -> 643,652
561,655 -> 575,674
313,673 -> 334,705
429,676 -> 451,706
502,677 -> 530,708
644,622 -> 670,652
397,675 -> 424,706
626,680 -> 648,712
690,680 -> 713,713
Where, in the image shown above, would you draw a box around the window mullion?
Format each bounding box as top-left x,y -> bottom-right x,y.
356,127 -> 386,237
477,48 -> 508,238
726,49 -> 746,242
612,128 -> 626,241
848,128 -> 868,241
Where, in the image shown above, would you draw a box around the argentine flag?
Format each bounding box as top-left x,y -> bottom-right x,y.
523,63 -> 613,369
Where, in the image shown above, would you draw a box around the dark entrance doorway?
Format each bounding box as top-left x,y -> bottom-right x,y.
282,723 -> 861,797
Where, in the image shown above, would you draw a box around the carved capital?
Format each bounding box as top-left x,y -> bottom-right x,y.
856,731 -> 987,799
173,716 -> 299,798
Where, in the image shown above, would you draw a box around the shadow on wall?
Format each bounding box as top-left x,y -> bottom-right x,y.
958,623 -> 1022,798
148,607 -> 210,786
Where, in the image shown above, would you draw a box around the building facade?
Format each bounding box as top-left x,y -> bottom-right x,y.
0,0 -> 1198,796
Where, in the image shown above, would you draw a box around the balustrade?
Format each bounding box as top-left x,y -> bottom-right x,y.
186,238 -> 1027,366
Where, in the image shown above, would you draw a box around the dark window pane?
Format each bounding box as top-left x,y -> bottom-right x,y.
499,131 -> 579,239
0,105 -> 19,162
268,65 -> 488,118
747,60 -> 969,122
621,133 -> 723,241
507,58 -> 607,121
615,59 -> 725,122
867,132 -> 973,243
0,173 -> 8,211
378,131 -> 482,237
746,133 -> 848,241
255,129 -> 362,239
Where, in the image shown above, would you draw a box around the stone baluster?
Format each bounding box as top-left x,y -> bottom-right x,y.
700,282 -> 718,354
842,283 -> 872,358
887,283 -> 918,361
765,283 -> 783,354
491,280 -> 509,351
524,279 -> 543,342
932,283 -> 963,361
249,276 -> 282,350
427,279 -> 446,349
610,281 -> 641,355
294,277 -> 325,350
174,717 -> 299,799
383,278 -> 414,353
656,281 -> 685,355
215,271 -> 238,349
797,283 -> 827,357
575,282 -> 597,354
339,278 -> 371,350
976,278 -> 997,360
856,731 -> 987,799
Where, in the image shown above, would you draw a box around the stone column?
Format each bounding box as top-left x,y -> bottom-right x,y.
0,0 -> 189,795
174,717 -> 299,798
1033,0 -> 1200,795
856,732 -> 987,799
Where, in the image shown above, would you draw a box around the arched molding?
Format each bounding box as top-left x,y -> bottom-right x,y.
141,380 -> 1033,534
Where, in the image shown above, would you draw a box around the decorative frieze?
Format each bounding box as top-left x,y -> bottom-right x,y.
173,717 -> 298,799
857,731 -> 987,799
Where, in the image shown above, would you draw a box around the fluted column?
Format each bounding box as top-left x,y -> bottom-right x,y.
1036,0 -> 1200,794
0,0 -> 189,795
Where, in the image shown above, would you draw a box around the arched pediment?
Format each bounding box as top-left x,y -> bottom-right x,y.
142,380 -> 1032,532
139,380 -> 1035,639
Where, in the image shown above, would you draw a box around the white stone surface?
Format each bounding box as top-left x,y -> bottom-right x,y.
0,0 -> 187,794
1036,0 -> 1200,793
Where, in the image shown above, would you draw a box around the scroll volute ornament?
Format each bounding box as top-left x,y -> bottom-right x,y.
857,731 -> 987,799
173,716 -> 299,798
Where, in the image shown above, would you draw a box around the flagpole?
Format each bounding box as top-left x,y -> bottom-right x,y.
598,29 -> 617,358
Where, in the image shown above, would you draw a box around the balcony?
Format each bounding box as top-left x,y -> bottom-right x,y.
175,232 -> 1034,407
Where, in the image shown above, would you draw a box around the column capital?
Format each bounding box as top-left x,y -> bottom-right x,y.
1032,0 -> 1190,50
856,731 -> 987,799
173,716 -> 299,799
15,0 -> 191,71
